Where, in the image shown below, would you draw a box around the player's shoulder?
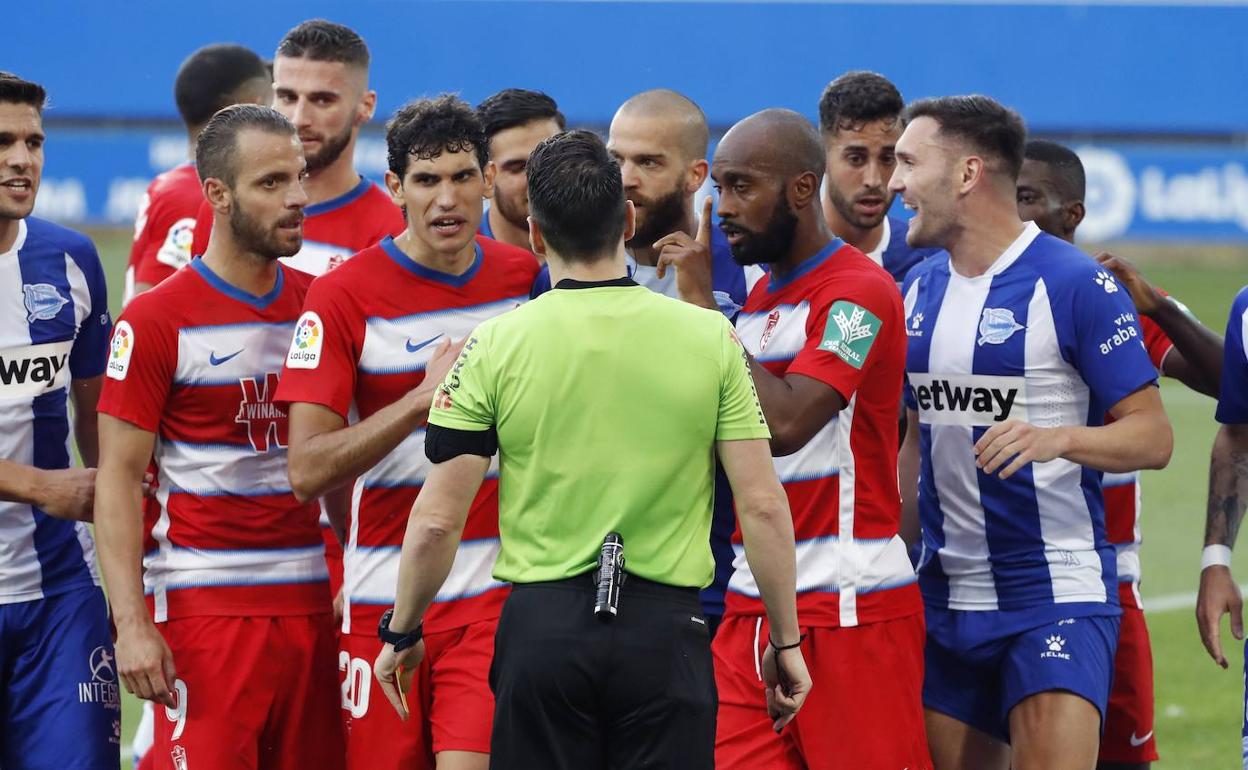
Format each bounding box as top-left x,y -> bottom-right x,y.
1231,284 -> 1248,317
477,235 -> 540,276
22,217 -> 103,272
119,264 -> 200,325
348,179 -> 403,221
309,242 -> 387,287
818,241 -> 900,302
280,263 -> 316,295
1019,231 -> 1113,294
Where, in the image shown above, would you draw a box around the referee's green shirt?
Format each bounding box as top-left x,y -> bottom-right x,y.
428,278 -> 770,588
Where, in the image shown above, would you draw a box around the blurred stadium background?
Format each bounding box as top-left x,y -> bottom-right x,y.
11,1 -> 1248,767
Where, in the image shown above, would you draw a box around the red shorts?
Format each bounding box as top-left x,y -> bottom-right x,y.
1099,597 -> 1158,763
152,614 -> 344,770
339,617 -> 497,767
714,612 -> 931,770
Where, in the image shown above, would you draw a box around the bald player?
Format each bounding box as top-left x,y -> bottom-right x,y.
693,110 -> 928,769
818,71 -> 940,286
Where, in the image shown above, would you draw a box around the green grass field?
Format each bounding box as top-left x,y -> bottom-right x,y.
84,228 -> 1246,769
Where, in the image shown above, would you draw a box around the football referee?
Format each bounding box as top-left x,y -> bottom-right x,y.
372,130 -> 809,770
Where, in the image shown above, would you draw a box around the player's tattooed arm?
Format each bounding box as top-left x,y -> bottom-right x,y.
1096,252 -> 1224,397
1197,423 -> 1248,668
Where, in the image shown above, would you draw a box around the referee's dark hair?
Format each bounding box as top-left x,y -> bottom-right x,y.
527,130 -> 627,263
0,72 -> 47,112
1024,139 -> 1086,203
818,71 -> 904,136
174,45 -> 269,129
385,94 -> 489,177
196,104 -> 296,188
277,19 -> 370,69
477,89 -> 565,141
905,95 -> 1027,181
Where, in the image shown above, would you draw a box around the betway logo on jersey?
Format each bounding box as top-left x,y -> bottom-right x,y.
910,372 -> 1028,425
0,341 -> 73,399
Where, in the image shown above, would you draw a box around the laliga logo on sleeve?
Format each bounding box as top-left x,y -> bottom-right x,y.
22,283 -> 68,322
286,311 -> 323,369
106,321 -> 135,380
977,308 -> 1025,346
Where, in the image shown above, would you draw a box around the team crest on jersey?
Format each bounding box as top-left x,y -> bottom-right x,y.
977,308 -> 1025,346
106,321 -> 135,380
236,373 -> 289,451
759,309 -> 781,351
22,283 -> 68,322
819,301 -> 879,370
286,311 -> 323,369
170,746 -> 189,770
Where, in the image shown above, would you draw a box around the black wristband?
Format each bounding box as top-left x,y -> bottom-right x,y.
378,609 -> 423,653
769,634 -> 806,651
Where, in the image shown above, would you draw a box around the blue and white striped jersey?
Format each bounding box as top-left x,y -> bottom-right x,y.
0,218 -> 111,604
903,222 -> 1157,612
865,215 -> 942,287
1216,285 -> 1248,426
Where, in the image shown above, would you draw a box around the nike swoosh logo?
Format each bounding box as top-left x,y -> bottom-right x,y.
209,349 -> 243,366
405,334 -> 443,354
1129,730 -> 1153,747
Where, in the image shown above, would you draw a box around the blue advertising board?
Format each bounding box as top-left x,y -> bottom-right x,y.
31,127 -> 1248,242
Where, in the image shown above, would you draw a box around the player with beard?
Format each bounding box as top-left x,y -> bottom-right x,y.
124,44 -> 270,304
531,90 -> 753,317
700,109 -> 928,769
191,19 -> 405,607
276,95 -> 537,770
894,96 -> 1172,770
476,88 -> 564,258
819,71 -> 941,286
1017,139 -> 1222,770
94,105 -> 345,770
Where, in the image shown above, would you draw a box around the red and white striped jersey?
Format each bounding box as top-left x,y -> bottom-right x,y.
98,260 -> 327,622
726,240 -> 921,628
1105,309 -> 1175,609
274,235 -> 539,635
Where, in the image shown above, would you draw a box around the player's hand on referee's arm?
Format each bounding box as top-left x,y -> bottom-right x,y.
374,639 -> 425,720
1197,564 -> 1243,669
115,616 -> 177,707
408,337 -> 466,408
655,196 -> 717,311
761,641 -> 812,732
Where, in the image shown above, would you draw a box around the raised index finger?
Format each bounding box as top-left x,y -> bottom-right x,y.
696,195 -> 713,247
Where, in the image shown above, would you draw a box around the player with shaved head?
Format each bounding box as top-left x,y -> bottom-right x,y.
689,109 -> 928,769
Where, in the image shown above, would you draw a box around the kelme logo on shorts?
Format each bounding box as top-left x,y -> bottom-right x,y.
819,301 -> 879,369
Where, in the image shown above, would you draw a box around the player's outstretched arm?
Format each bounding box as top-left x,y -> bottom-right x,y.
287,338 -> 464,502
718,437 -> 809,731
1197,423 -> 1248,668
976,385 -> 1172,479
1097,251 -> 1224,397
94,413 -> 176,707
374,453 -> 489,719
0,460 -> 96,521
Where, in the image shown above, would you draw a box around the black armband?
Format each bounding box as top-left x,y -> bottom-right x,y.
425,423 -> 498,463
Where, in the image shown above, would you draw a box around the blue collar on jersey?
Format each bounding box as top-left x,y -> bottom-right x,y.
766,238 -> 844,293
380,236 -> 484,287
305,176 -> 372,217
189,257 -> 285,310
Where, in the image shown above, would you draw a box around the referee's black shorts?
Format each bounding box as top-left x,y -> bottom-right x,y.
489,574 -> 716,770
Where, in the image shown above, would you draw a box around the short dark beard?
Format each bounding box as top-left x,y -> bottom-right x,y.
304,121 -> 354,174
828,184 -> 891,231
229,203 -> 301,261
728,196 -> 798,266
625,184 -> 686,250
492,185 -> 529,229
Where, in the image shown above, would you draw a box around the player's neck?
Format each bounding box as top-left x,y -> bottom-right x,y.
823,195 -> 883,254
947,204 -> 1029,278
488,207 -> 542,263
392,229 -> 478,276
629,207 -> 697,267
304,153 -> 362,207
0,217 -> 20,253
772,216 -> 835,280
200,238 -> 281,298
548,249 -> 630,284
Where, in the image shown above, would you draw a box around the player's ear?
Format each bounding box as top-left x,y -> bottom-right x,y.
527,216 -> 547,258
203,177 -> 231,213
358,89 -> 377,127
790,170 -> 819,210
622,199 -> 637,244
960,156 -> 984,194
384,169 -> 404,207
482,161 -> 497,199
1065,200 -> 1086,233
686,158 -> 709,195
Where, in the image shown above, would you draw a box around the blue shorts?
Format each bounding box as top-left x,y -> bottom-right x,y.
923,604 -> 1119,743
0,586 -> 121,769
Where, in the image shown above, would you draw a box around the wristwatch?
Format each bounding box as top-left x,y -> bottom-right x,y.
378,609 -> 423,652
